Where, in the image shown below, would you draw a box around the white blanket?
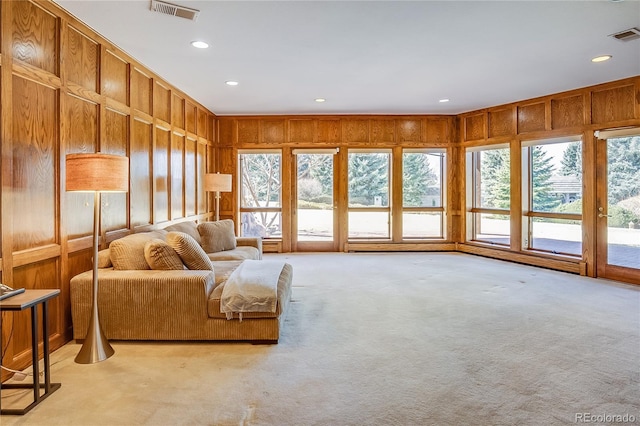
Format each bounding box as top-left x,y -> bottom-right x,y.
220,260 -> 284,321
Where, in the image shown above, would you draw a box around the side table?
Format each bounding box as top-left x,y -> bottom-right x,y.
0,289 -> 62,415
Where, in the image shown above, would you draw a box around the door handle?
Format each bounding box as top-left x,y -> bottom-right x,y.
598,207 -> 611,218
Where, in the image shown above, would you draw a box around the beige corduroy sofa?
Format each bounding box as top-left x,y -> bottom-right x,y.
70,221 -> 293,343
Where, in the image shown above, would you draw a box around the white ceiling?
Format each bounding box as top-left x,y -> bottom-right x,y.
54,0 -> 640,116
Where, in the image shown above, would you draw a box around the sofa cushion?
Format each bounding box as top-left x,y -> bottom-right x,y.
164,221 -> 201,245
208,246 -> 260,261
198,220 -> 237,253
97,248 -> 112,268
166,232 -> 214,271
144,239 -> 185,270
110,230 -> 168,270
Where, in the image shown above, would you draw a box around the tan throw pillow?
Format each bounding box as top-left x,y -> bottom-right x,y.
109,230 -> 168,270
97,248 -> 113,268
144,239 -> 185,270
197,220 -> 237,253
164,221 -> 201,245
166,232 -> 213,271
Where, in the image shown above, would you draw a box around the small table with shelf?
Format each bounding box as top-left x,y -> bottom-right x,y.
0,289 -> 61,415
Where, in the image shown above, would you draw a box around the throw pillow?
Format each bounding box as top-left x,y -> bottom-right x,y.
144,239 -> 185,270
166,231 -> 214,271
109,230 -> 168,270
97,248 -> 112,268
197,220 -> 237,253
164,221 -> 201,245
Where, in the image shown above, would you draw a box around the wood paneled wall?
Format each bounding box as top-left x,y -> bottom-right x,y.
457,76 -> 640,275
0,0 -> 214,380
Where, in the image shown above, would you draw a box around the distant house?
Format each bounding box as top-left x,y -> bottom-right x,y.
549,175 -> 582,204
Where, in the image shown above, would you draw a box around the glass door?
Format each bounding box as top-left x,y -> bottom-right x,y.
293,150 -> 338,251
596,133 -> 640,284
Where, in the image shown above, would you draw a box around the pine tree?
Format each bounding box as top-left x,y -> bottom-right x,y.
480,149 -> 510,209
403,153 -> 437,207
560,142 -> 582,177
532,146 -> 561,211
348,153 -> 389,206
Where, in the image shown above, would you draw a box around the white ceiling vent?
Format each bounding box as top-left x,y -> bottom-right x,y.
609,27 -> 640,41
150,0 -> 200,21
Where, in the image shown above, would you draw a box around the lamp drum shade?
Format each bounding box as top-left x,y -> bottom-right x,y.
66,153 -> 129,192
204,173 -> 232,192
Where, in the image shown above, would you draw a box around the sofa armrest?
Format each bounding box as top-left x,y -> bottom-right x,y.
236,237 -> 262,259
70,269 -> 216,340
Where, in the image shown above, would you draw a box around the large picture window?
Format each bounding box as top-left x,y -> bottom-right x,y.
348,150 -> 391,239
466,145 -> 511,245
402,149 -> 446,238
239,151 -> 282,238
522,137 -> 583,256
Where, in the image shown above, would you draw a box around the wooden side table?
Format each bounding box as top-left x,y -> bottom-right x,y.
0,289 -> 62,415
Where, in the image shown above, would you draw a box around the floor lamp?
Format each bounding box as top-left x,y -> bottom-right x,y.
66,153 -> 129,364
204,173 -> 232,221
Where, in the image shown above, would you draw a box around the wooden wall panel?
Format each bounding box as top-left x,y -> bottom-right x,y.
172,93 -> 184,129
11,1 -> 58,75
186,101 -> 196,134
591,85 -> 635,124
101,108 -> 128,232
517,103 -> 546,133
397,119 -> 421,143
464,114 -> 485,141
102,50 -> 128,105
132,68 -> 152,115
153,81 -> 170,123
171,133 -> 184,219
342,119 -> 369,143
488,108 -> 513,138
551,95 -> 583,129
197,141 -> 207,214
131,119 -> 153,227
218,119 -> 234,147
66,26 -> 98,92
185,137 -> 197,216
237,119 -> 259,143
65,94 -> 98,239
425,118 -> 450,144
289,119 -> 314,143
154,128 -> 171,223
263,119 -> 285,144
12,76 -> 58,251
197,108 -> 208,138
371,119 -> 395,143
317,119 -> 340,143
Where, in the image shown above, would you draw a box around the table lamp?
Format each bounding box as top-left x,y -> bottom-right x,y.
204,173 -> 232,221
66,153 -> 129,364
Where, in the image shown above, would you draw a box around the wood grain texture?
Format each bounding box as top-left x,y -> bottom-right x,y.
317,119 -> 340,143
425,118 -> 451,144
185,137 -> 197,216
342,119 -> 369,143
237,119 -> 260,143
397,119 -> 421,143
263,119 -> 285,143
153,80 -> 170,123
289,119 -> 314,142
131,118 -> 152,226
591,85 -> 635,124
101,108 -> 128,232
154,127 -> 170,223
171,133 -> 184,219
186,101 -> 196,134
551,95 -> 584,129
370,119 -> 395,143
11,1 -> 58,75
12,76 -> 58,252
517,103 -> 546,133
488,108 -> 513,138
218,118 -> 234,147
464,114 -> 485,141
102,50 -> 128,105
172,93 -> 184,129
197,141 -> 207,214
65,26 -> 98,92
197,108 -> 208,138
132,68 -> 151,115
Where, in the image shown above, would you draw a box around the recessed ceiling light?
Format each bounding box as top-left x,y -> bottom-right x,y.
315,98 -> 326,103
190,41 -> 209,49
591,55 -> 612,63
225,81 -> 239,86
439,99 -> 450,103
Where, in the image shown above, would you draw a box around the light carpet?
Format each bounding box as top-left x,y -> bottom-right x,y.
2,252 -> 639,426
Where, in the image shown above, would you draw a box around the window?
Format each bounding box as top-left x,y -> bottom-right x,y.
466,145 -> 511,245
402,149 -> 446,238
348,150 -> 391,239
522,137 -> 582,256
238,151 -> 282,238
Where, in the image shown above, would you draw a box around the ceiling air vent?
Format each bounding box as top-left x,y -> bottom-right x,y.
150,0 -> 200,21
609,27 -> 640,41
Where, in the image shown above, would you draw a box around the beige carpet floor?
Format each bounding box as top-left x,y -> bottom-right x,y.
2,252 -> 639,426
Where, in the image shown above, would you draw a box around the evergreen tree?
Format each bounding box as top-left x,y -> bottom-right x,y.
607,137 -> 640,204
560,142 -> 582,177
348,153 -> 389,206
403,153 -> 437,206
532,146 -> 561,211
480,149 -> 510,209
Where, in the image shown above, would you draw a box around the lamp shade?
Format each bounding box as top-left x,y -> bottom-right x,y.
66,153 -> 129,192
204,173 -> 232,192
